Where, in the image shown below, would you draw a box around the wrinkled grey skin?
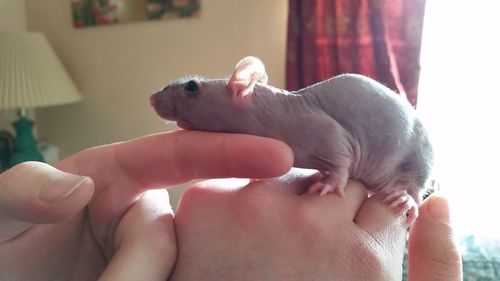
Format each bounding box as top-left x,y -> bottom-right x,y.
150,74 -> 433,202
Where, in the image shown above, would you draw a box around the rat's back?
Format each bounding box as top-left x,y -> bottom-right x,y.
295,74 -> 433,197
299,74 -> 415,136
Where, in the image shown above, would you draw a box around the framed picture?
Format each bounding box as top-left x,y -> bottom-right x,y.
71,0 -> 201,28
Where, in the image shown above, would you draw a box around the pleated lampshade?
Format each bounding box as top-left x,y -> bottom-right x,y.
0,32 -> 82,110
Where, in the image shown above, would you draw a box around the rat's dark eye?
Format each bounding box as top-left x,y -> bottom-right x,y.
184,80 -> 200,97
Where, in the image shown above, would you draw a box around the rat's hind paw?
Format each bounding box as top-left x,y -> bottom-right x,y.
381,191 -> 418,226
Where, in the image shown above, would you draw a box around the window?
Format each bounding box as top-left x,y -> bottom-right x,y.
418,0 -> 500,237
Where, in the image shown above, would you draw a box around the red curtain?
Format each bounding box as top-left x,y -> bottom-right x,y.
286,0 -> 426,107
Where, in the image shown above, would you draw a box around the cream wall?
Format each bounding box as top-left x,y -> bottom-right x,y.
0,0 -> 26,31
23,0 -> 288,206
0,0 -> 28,131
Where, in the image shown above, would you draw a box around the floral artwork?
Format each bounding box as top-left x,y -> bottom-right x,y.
71,0 -> 201,28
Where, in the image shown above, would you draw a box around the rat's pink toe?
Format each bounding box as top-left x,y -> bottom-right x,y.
381,191 -> 418,226
405,204 -> 419,226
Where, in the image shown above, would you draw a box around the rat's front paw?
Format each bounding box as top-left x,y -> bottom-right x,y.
307,182 -> 344,197
307,170 -> 349,197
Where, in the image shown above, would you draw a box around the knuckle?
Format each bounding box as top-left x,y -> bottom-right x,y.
288,203 -> 331,237
23,201 -> 66,222
176,184 -> 210,211
234,185 -> 275,219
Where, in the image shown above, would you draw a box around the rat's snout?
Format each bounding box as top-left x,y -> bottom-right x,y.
150,90 -> 166,108
149,94 -> 157,108
149,90 -> 177,120
149,91 -> 164,110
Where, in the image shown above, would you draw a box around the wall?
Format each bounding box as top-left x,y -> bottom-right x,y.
0,0 -> 29,131
0,0 -> 26,32
24,0 -> 288,206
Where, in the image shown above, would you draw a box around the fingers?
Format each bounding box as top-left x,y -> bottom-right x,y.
0,162 -> 94,242
51,130 -> 291,242
408,194 -> 462,281
53,130 -> 289,260
355,192 -> 417,235
345,191 -> 415,281
354,192 -> 411,257
99,189 -> 176,281
99,131 -> 293,189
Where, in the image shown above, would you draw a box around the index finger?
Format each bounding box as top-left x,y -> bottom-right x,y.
60,130 -> 293,190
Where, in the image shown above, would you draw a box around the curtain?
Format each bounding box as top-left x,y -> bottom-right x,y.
286,0 -> 426,106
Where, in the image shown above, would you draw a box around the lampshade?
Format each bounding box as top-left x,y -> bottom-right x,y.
0,32 -> 82,110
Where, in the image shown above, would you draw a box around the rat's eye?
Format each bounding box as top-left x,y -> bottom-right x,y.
184,80 -> 200,97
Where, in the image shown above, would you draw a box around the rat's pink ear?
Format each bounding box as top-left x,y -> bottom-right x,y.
228,56 -> 268,98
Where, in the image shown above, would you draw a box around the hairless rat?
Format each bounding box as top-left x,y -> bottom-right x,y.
150,57 -> 433,218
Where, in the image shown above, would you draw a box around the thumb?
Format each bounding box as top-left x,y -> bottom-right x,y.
408,193 -> 463,281
0,161 -> 94,242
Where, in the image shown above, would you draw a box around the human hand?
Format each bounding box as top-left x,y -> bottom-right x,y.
408,193 -> 463,281
0,131 -> 292,281
170,169 -> 414,281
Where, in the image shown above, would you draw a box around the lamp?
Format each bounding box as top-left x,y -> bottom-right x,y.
0,32 -> 82,168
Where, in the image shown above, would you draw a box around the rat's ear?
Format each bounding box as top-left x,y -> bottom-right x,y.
230,80 -> 255,98
228,56 -> 268,98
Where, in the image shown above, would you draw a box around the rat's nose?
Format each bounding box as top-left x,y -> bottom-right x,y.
149,94 -> 157,108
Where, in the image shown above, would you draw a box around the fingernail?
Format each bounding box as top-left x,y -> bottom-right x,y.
427,194 -> 450,223
39,176 -> 92,203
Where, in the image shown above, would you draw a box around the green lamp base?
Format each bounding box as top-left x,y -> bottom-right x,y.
8,116 -> 44,168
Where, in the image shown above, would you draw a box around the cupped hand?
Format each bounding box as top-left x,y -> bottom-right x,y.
171,169 -> 462,281
170,169 -> 413,281
0,131 -> 293,281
